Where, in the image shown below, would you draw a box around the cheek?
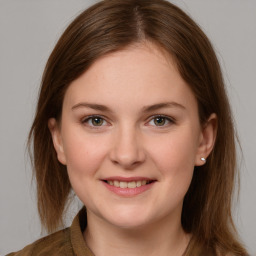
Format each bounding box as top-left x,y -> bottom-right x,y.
61,131 -> 111,205
141,130 -> 198,217
62,131 -> 109,178
148,129 -> 198,180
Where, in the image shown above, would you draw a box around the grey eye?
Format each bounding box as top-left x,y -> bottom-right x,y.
91,117 -> 104,126
153,116 -> 167,126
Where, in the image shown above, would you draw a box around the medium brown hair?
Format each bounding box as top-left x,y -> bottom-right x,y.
28,0 -> 248,255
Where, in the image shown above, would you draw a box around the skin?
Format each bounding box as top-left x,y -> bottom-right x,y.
49,43 -> 217,256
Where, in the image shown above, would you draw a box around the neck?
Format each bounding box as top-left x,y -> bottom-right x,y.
83,211 -> 191,256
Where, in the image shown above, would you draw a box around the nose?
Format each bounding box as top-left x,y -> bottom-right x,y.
109,126 -> 146,169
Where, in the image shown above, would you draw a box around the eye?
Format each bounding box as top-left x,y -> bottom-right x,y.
82,116 -> 107,127
148,115 -> 174,127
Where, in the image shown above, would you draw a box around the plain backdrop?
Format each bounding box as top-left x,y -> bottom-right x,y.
0,0 -> 255,255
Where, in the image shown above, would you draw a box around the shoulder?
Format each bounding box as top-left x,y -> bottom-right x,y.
6,228 -> 73,256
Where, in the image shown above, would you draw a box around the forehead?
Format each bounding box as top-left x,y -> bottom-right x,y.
63,43 -> 197,112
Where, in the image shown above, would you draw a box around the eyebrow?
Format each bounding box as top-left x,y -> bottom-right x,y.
142,102 -> 186,112
72,103 -> 114,113
71,102 -> 186,112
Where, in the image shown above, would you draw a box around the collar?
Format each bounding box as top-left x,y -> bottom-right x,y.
70,207 -> 94,256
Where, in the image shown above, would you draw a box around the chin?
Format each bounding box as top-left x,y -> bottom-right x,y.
102,207 -> 155,230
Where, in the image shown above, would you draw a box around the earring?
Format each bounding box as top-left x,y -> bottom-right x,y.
200,157 -> 206,162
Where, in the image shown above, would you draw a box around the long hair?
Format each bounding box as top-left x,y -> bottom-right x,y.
28,0 -> 248,255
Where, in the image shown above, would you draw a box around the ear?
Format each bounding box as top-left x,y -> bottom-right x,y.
48,118 -> 67,165
195,113 -> 217,166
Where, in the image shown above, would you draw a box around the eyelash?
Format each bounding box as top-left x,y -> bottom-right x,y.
81,115 -> 175,128
147,115 -> 175,127
81,115 -> 108,128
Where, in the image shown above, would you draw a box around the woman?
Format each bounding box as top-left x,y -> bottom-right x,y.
7,0 -> 248,255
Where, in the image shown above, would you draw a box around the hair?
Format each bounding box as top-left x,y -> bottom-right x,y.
28,0 -> 248,255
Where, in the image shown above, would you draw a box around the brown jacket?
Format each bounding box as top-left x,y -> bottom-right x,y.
6,208 -> 94,256
7,207 -> 216,256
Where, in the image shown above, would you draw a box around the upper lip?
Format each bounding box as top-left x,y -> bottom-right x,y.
101,176 -> 156,182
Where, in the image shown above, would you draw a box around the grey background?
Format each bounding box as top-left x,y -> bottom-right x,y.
0,0 -> 255,255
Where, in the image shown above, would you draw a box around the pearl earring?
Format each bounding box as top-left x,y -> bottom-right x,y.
200,157 -> 206,162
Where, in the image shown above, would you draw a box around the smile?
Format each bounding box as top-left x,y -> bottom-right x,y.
102,178 -> 156,197
106,180 -> 152,188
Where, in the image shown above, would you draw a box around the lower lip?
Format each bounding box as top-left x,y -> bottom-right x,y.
102,181 -> 155,197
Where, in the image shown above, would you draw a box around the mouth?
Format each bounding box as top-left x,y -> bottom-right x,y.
101,177 -> 156,197
103,180 -> 154,188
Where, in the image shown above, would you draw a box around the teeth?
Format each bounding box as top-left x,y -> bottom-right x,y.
120,181 -> 127,188
106,180 -> 151,188
128,181 -> 136,188
136,181 -> 142,187
114,181 -> 120,187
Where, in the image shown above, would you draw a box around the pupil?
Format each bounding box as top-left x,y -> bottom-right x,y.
92,117 -> 103,126
154,117 -> 165,126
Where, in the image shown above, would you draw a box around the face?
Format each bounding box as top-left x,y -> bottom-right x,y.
49,43 -> 216,230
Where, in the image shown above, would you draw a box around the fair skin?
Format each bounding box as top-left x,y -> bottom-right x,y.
49,43 -> 217,256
